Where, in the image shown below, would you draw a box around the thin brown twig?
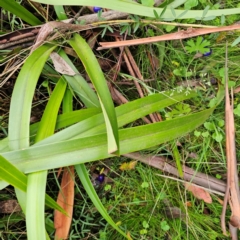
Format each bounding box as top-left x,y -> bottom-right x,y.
221,42 -> 240,239
124,47 -> 159,123
108,83 -> 151,124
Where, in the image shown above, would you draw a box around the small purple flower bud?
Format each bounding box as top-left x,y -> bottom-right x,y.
203,49 -> 212,57
96,174 -> 105,183
93,7 -> 102,13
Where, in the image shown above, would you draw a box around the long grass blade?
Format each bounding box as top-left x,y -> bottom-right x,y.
0,108 -> 102,153
7,44 -> 57,230
54,5 -> 68,20
0,90 -> 195,153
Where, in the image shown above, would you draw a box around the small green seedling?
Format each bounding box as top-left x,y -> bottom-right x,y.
234,104 -> 240,117
173,67 -> 193,78
216,174 -> 222,179
185,36 -> 210,54
99,230 -> 107,240
104,184 -> 111,191
218,68 -> 236,87
165,103 -> 191,120
141,182 -> 149,188
194,119 -> 224,143
161,220 -> 170,231
140,220 -> 149,235
100,24 -> 114,38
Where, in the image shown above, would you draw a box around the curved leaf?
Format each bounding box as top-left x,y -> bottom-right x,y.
8,44 -> 57,150
0,0 -> 41,26
69,34 -> 119,154
31,0 -> 240,20
3,107 -> 215,173
35,90 -> 197,146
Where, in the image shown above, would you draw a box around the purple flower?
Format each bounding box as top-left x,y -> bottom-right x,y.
203,49 -> 212,57
96,174 -> 105,183
93,7 -> 102,13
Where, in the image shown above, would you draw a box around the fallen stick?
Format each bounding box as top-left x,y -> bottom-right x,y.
123,152 -> 226,194
98,24 -> 240,50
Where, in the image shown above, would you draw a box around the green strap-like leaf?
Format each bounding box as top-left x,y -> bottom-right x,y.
31,0 -> 240,20
7,44 -> 58,221
69,34 -> 119,154
35,90 -> 197,145
6,44 -> 65,239
0,108 -> 102,153
0,155 -> 27,192
0,152 -> 65,212
8,44 -> 57,150
0,91 -> 195,152
3,107 -> 216,173
26,77 -> 67,240
0,0 -> 41,26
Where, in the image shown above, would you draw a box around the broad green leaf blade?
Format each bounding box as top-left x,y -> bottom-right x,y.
0,0 -> 42,26
27,171 -> 48,240
75,164 -> 129,239
8,44 -> 57,150
3,107 -> 215,173
69,34 -> 119,154
7,44 -> 57,223
1,89 -> 198,160
0,108 -> 102,153
31,0 -> 240,20
35,90 -> 197,146
0,155 -> 27,192
0,155 -> 64,212
26,77 -> 67,240
63,88 -> 73,113
35,77 -> 67,142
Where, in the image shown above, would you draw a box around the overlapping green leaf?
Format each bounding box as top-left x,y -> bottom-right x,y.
58,49 -> 100,108
69,34 -> 119,154
54,5 -> 68,20
35,90 -> 197,146
31,0 -> 240,20
8,44 -> 57,151
7,44 -> 59,221
0,108 -> 102,153
2,106 -> 216,173
0,0 -> 41,26
26,77 -> 67,240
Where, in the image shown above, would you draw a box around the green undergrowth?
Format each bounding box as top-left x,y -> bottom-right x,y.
0,0 -> 240,239
41,159 -> 227,240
